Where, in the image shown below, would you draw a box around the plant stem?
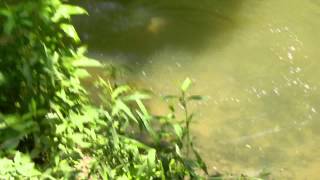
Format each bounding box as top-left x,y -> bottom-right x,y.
182,93 -> 190,157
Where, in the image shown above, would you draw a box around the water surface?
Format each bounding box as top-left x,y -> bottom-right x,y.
75,0 -> 320,179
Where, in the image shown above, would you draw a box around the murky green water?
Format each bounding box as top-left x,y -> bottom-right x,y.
75,0 -> 320,179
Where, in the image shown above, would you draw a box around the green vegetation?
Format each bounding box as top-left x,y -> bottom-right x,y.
0,0 -> 209,179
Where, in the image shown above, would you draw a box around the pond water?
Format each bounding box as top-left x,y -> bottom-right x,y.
74,0 -> 320,179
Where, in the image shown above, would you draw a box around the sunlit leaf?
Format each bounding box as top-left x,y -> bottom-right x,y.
124,92 -> 151,101
71,133 -> 91,148
74,68 -> 91,78
61,5 -> 88,15
0,71 -> 6,86
173,124 -> 183,139
111,126 -> 119,149
56,124 -> 67,134
119,135 -> 152,150
72,57 -> 102,67
159,161 -> 166,180
136,99 -> 149,116
77,46 -> 87,55
147,149 -> 156,168
112,85 -> 130,100
13,151 -> 21,163
181,78 -> 192,93
175,144 -> 182,157
52,4 -> 87,22
0,158 -> 14,173
60,23 -> 80,42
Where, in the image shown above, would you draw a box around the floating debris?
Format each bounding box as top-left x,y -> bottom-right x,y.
273,88 -> 280,95
289,46 -> 296,51
142,71 -> 147,77
296,67 -> 301,72
288,52 -> 293,60
245,144 -> 252,149
304,84 -> 310,89
262,90 -> 267,95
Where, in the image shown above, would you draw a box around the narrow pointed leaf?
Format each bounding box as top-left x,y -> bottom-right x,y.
181,78 -> 192,92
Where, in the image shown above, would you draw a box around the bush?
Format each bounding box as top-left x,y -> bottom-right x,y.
0,0 -> 208,179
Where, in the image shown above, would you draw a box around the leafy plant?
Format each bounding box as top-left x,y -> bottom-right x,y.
0,0 -> 209,179
0,151 -> 41,179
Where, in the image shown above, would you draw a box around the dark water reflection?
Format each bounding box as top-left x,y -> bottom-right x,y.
74,0 -> 243,66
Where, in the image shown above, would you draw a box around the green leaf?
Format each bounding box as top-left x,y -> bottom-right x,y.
187,95 -> 205,101
74,68 -> 91,78
159,161 -> 166,180
113,100 -> 138,123
3,114 -> 36,132
71,133 -> 91,148
1,10 -> 15,34
56,124 -> 67,134
147,149 -> 156,168
12,152 -> 40,177
136,111 -> 157,140
0,9 -> 11,17
54,155 -> 60,166
60,4 -> 88,15
0,136 -> 21,150
72,57 -> 102,67
58,160 -> 73,173
111,125 -> 119,149
0,158 -> 14,174
61,5 -> 88,15
192,148 -> 208,175
162,95 -> 179,100
52,4 -> 87,22
29,99 -> 37,115
136,99 -> 149,116
181,78 -> 192,93
173,124 -> 183,139
77,46 -> 87,55
124,92 -> 151,101
175,144 -> 182,157
119,135 -> 152,150
13,151 -> 21,163
21,19 -> 32,27
60,23 -> 80,42
112,86 -> 130,100
0,71 -> 6,86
